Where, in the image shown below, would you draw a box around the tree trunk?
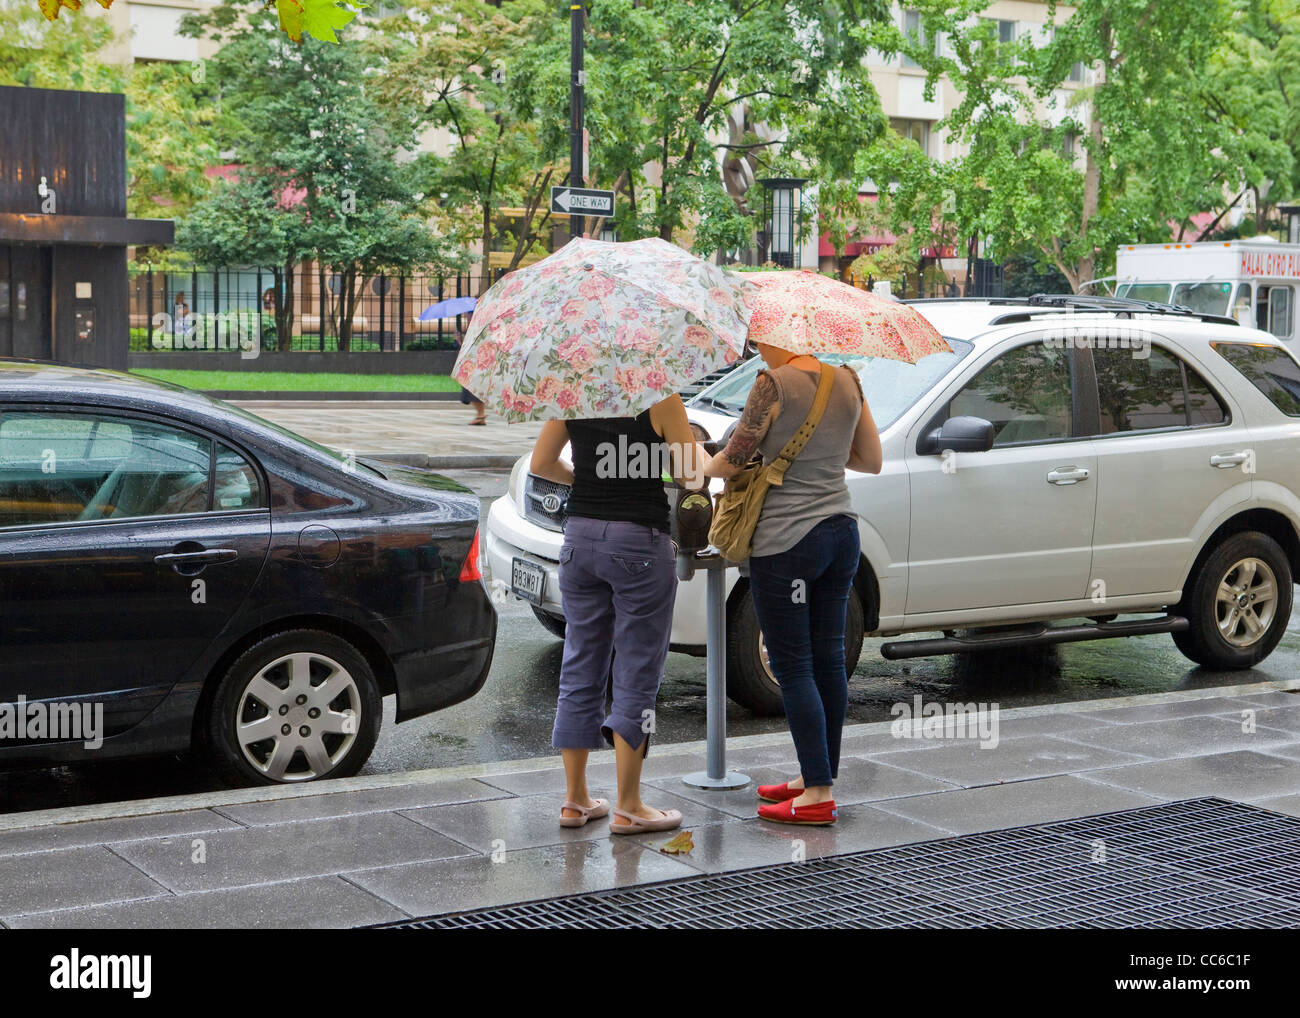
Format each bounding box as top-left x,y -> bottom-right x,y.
276,262 -> 295,352
339,268 -> 358,352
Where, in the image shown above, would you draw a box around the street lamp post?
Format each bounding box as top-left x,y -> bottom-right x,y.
757,177 -> 807,268
569,3 -> 585,242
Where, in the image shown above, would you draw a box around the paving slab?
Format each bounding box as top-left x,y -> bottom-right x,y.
6,876 -> 404,930
345,838 -> 693,917
1224,691 -> 1300,710
645,807 -> 951,875
214,778 -> 510,827
869,734 -> 1145,788
1073,696 -> 1269,726
112,812 -> 472,893
0,809 -> 242,858
1251,793 -> 1300,819
871,775 -> 1163,836
399,788 -> 732,854
0,846 -> 166,917
477,753 -> 708,797
1081,750 -> 1300,802
1050,715 -> 1296,759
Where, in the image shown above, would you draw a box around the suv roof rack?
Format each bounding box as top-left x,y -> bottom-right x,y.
904,293 -> 1239,327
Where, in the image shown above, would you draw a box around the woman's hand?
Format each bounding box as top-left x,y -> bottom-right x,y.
530,420 -> 574,485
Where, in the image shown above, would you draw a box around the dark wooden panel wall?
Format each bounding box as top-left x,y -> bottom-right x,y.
0,87 -> 126,218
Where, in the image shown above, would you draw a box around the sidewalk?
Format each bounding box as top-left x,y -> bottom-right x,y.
1,682 -> 1298,928
232,399 -> 540,468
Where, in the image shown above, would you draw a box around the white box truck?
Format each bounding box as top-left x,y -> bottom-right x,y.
1115,239 -> 1299,345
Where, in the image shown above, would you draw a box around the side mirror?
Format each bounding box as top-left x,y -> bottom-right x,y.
917,415 -> 995,456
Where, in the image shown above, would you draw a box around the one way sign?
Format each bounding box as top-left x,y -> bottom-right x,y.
550,186 -> 615,218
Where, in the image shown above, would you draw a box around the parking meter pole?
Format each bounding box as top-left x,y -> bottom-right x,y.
681,553 -> 749,791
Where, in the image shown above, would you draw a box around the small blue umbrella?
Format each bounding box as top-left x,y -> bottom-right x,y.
418,296 -> 477,321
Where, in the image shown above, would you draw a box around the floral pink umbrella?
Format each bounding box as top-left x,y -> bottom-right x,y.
746,269 -> 950,363
453,238 -> 755,422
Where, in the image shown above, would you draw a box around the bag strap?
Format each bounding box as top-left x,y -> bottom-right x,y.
768,363 -> 835,478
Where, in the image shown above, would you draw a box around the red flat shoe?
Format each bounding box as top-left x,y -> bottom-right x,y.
756,781 -> 802,803
757,798 -> 837,826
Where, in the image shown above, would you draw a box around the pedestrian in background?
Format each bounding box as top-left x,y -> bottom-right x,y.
704,343 -> 882,826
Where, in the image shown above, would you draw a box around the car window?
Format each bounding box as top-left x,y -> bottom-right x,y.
0,411 -> 212,526
1213,343 -> 1300,417
1172,281 -> 1233,317
690,340 -> 973,431
214,442 -> 262,510
1094,345 -> 1189,433
947,341 -> 1073,446
1185,366 -> 1229,426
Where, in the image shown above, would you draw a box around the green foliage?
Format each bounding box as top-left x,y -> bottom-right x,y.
179,2 -> 468,349
863,0 -> 1241,291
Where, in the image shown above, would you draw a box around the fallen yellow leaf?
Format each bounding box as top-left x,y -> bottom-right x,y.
659,830 -> 694,855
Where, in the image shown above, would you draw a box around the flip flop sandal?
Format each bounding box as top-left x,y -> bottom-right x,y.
559,798 -> 610,828
608,806 -> 683,835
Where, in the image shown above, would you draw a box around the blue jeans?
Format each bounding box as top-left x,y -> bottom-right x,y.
552,516 -> 677,754
748,514 -> 860,788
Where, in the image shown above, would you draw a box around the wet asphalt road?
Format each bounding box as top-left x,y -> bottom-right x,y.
2,466 -> 1298,816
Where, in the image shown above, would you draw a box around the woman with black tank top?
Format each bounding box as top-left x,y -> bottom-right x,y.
531,393 -> 705,834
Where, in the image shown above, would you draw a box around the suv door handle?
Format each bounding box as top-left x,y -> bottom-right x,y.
1209,452 -> 1251,468
1046,466 -> 1090,485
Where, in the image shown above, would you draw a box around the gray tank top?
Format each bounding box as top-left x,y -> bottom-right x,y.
749,362 -> 862,558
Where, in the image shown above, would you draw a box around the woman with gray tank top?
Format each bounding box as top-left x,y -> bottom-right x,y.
704,342 -> 882,825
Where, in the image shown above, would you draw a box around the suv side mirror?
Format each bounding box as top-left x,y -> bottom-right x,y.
918,415 -> 995,456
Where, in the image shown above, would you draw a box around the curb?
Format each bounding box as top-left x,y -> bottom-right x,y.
3,678 -> 1295,834
207,390 -> 460,401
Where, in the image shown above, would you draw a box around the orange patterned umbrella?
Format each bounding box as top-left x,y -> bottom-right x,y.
746,269 -> 950,363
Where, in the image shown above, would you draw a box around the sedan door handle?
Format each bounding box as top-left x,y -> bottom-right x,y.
1046,466 -> 1090,485
154,548 -> 239,568
1209,452 -> 1251,469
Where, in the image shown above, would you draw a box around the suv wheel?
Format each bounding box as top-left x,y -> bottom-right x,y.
1173,531 -> 1294,670
726,586 -> 866,716
531,606 -> 568,640
204,630 -> 382,786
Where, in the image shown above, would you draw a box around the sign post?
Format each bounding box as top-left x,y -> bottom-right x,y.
569,4 -> 585,241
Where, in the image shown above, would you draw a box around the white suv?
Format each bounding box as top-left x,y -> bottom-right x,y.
485,296 -> 1300,715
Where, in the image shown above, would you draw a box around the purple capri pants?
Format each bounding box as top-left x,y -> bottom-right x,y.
551,516 -> 677,754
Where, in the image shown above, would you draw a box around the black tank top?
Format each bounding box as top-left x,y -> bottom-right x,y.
564,412 -> 670,533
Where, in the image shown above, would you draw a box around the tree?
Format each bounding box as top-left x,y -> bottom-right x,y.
871,0 -> 1239,292
34,0 -> 360,46
375,0 -> 562,281
504,0 -> 891,255
177,173 -> 308,350
184,2 -> 469,349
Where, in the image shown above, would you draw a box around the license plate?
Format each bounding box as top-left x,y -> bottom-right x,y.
511,557 -> 546,605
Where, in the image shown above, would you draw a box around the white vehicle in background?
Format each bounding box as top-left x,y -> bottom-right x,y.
1115,239 -> 1300,345
486,295 -> 1300,716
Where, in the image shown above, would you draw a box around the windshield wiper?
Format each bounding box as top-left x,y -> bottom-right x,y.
691,395 -> 741,416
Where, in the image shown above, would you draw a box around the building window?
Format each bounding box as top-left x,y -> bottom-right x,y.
890,118 -> 931,157
902,9 -> 935,69
1068,61 -> 1084,82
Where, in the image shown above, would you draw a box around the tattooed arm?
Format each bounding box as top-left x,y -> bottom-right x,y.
703,370 -> 781,479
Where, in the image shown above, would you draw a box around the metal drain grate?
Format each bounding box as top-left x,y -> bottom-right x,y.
370,798 -> 1300,929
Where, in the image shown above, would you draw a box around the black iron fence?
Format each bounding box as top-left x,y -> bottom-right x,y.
128,265 -> 502,354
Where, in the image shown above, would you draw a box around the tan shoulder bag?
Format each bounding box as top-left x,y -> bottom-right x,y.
708,363 -> 835,562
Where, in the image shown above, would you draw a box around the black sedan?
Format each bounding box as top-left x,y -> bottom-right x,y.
0,360 -> 496,785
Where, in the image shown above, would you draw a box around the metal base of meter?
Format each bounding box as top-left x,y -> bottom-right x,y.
676,550 -> 749,792
680,769 -> 750,790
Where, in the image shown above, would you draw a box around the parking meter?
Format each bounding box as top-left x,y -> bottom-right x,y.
670,445 -> 749,791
